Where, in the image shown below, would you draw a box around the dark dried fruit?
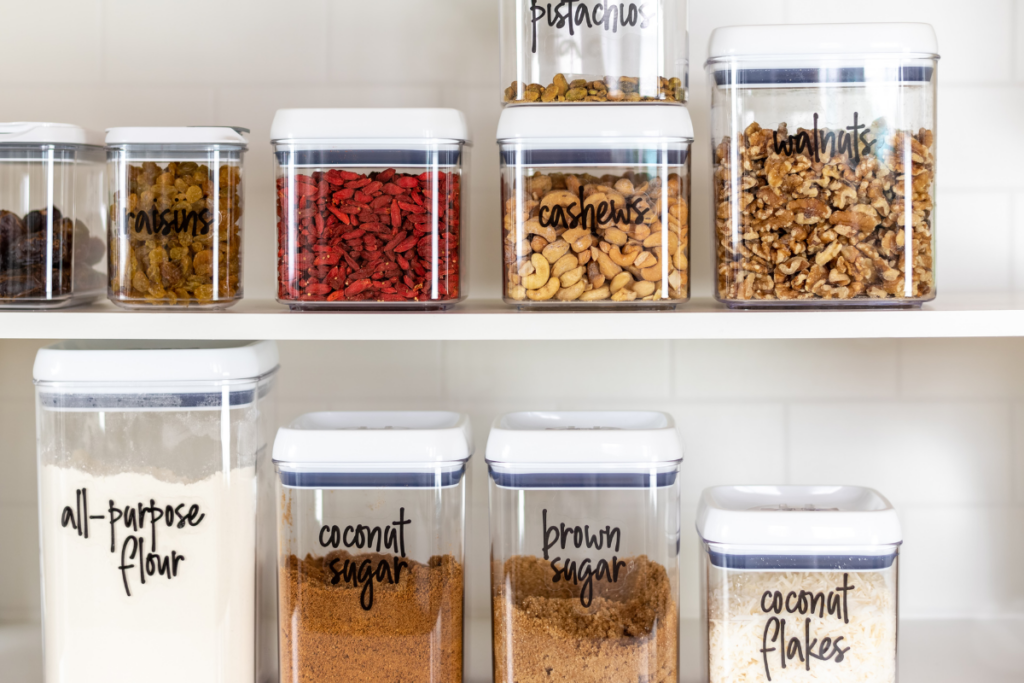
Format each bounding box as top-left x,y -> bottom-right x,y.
0,208 -> 100,302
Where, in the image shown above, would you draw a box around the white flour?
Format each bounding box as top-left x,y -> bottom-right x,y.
40,465 -> 256,683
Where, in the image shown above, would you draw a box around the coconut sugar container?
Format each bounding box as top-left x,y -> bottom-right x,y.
498,106 -> 692,306
697,486 -> 902,683
486,411 -> 682,683
273,411 -> 472,683
33,341 -> 279,683
707,23 -> 938,307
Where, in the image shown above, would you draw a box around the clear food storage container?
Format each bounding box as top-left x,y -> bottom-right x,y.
498,106 -> 691,307
486,411 -> 682,683
271,109 -> 468,309
0,122 -> 105,307
273,411 -> 472,683
500,0 -> 688,104
707,23 -> 938,307
697,486 -> 902,683
107,127 -> 248,308
33,340 -> 279,683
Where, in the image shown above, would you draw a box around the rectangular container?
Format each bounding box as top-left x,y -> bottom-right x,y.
500,0 -> 688,104
33,340 -> 279,683
271,109 -> 468,309
106,127 -> 248,308
707,23 -> 938,307
697,486 -> 902,683
273,411 -> 472,683
0,122 -> 105,308
498,106 -> 692,307
486,411 -> 682,683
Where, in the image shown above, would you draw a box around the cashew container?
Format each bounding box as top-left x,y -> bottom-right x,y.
107,127 -> 247,308
500,0 -> 688,104
498,105 -> 692,307
486,411 -> 682,683
271,109 -> 469,310
708,23 -> 939,307
697,486 -> 902,683
0,123 -> 105,308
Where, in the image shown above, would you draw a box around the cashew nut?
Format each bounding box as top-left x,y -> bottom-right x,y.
608,245 -> 639,268
579,286 -> 611,301
542,239 -> 571,264
609,271 -> 633,294
508,285 -> 526,300
559,265 -> 585,288
526,276 -> 559,301
524,218 -> 556,243
641,262 -> 663,281
632,281 -> 656,297
551,253 -> 579,278
555,279 -> 585,301
603,227 -> 628,246
597,251 -> 622,279
522,253 -> 551,290
611,288 -> 638,302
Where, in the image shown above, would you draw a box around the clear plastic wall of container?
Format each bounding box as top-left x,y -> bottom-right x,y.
0,123 -> 105,308
33,340 -> 279,683
500,0 -> 688,103
271,109 -> 469,309
697,486 -> 902,683
707,23 -> 938,307
498,106 -> 692,307
274,412 -> 471,682
486,411 -> 682,683
107,127 -> 248,308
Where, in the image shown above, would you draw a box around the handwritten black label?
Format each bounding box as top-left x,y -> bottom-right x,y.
541,509 -> 625,607
126,207 -> 213,238
538,185 -> 649,231
529,0 -> 654,54
770,112 -> 877,164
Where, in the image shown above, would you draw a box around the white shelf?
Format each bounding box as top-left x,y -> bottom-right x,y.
3,294 -> 1024,341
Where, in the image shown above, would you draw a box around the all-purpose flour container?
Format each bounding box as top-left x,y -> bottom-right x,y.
273,412 -> 472,683
34,340 -> 279,683
697,486 -> 902,683
486,411 -> 682,683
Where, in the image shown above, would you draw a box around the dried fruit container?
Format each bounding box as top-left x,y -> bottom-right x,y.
707,23 -> 939,307
500,0 -> 688,104
0,122 -> 105,308
697,486 -> 902,683
271,109 -> 468,309
498,105 -> 691,307
273,412 -> 472,683
33,340 -> 279,683
486,411 -> 682,683
106,127 -> 248,308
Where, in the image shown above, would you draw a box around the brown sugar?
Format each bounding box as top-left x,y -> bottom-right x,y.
493,554 -> 678,683
280,551 -> 463,683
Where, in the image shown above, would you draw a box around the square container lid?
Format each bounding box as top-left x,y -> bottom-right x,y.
0,122 -> 103,147
707,23 -> 939,62
497,105 -> 693,142
105,126 -> 249,147
270,109 -> 470,144
697,486 -> 902,549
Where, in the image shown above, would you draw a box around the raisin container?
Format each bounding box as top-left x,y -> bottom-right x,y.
0,122 -> 105,308
707,23 -> 939,307
271,109 -> 468,309
486,411 -> 682,683
273,412 -> 472,683
498,105 -> 691,307
33,340 -> 279,683
106,127 -> 247,308
697,486 -> 902,683
500,0 -> 688,104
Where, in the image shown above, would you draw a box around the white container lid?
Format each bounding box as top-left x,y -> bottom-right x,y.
270,109 -> 470,144
0,122 -> 103,147
273,411 -> 472,465
697,486 -> 903,549
105,126 -> 249,147
707,23 -> 939,62
497,105 -> 693,142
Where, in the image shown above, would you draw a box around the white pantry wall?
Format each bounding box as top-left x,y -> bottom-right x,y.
1,0 -> 1024,680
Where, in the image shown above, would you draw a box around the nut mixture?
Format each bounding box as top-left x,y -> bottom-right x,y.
503,170 -> 688,304
110,161 -> 242,306
504,73 -> 684,103
714,120 -> 935,303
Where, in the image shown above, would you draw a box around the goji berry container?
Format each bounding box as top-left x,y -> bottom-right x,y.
273,411 -> 472,683
106,127 -> 248,308
500,0 -> 688,104
697,486 -> 902,683
0,122 -> 105,308
486,411 -> 682,683
271,109 -> 469,309
498,105 -> 692,307
707,23 -> 938,307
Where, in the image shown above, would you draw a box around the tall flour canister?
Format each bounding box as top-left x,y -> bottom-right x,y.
34,341 -> 279,683
697,486 -> 902,683
273,412 -> 472,683
486,411 -> 682,683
